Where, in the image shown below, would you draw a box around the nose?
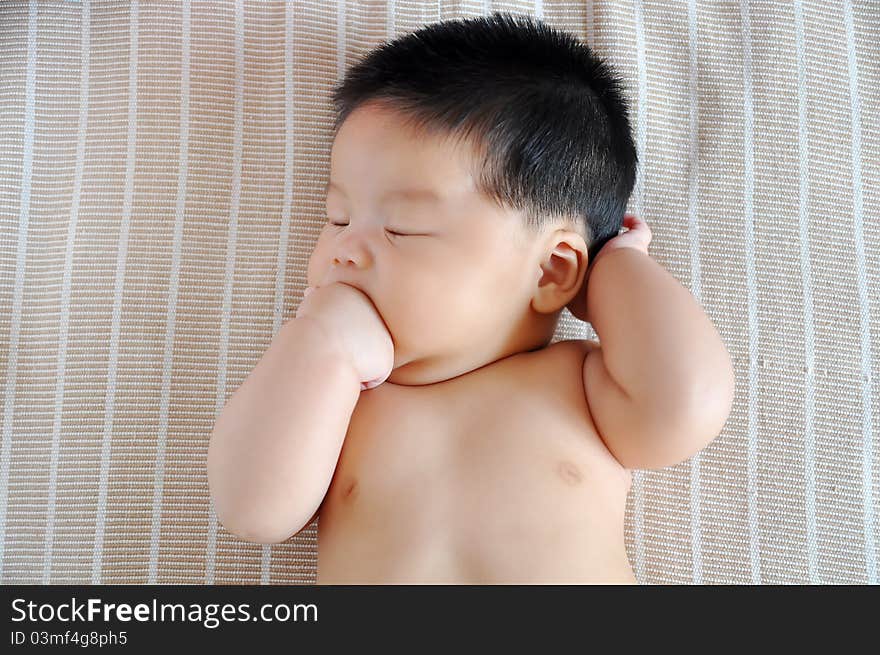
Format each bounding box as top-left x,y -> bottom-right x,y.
330,231 -> 373,272
332,250 -> 366,269
325,246 -> 372,295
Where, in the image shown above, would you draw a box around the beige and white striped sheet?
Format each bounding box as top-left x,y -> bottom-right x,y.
0,1 -> 877,584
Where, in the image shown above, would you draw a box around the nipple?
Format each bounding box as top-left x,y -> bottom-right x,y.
557,460 -> 583,486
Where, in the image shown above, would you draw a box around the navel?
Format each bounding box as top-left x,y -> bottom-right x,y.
556,460 -> 583,486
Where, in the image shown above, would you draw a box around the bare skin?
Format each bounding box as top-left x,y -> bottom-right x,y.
315,338 -> 636,584
208,100 -> 734,584
307,102 -> 635,583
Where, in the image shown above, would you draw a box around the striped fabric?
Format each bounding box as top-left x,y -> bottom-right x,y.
0,0 -> 877,585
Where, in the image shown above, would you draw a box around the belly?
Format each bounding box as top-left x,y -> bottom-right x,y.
316,423 -> 635,584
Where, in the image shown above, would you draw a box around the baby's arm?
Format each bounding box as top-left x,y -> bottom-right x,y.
581,218 -> 735,470
207,316 -> 361,544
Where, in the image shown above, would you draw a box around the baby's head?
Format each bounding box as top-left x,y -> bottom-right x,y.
307,12 -> 638,385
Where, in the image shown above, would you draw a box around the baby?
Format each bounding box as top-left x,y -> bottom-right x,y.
207,12 -> 735,584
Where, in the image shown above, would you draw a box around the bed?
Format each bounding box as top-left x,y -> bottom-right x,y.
0,0 -> 876,584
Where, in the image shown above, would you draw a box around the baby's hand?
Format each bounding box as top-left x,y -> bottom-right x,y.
567,214 -> 652,322
587,213 -> 652,275
295,283 -> 395,391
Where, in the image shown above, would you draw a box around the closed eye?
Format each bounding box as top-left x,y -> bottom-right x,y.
329,222 -> 424,237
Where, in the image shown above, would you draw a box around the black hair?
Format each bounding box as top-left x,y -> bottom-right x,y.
329,11 -> 639,265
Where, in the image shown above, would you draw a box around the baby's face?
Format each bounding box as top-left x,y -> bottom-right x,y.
307,102 -> 549,385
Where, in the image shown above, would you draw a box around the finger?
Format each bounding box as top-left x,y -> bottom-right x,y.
623,215 -> 649,234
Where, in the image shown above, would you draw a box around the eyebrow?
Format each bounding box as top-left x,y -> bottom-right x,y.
325,180 -> 443,204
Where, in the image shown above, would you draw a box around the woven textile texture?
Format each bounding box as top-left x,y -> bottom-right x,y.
1,0 -> 878,584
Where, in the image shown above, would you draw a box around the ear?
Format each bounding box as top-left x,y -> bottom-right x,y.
530,230 -> 589,314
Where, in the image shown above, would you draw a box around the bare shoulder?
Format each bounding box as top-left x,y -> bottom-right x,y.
529,339 -> 633,483
514,338 -> 600,382
532,338 -> 600,364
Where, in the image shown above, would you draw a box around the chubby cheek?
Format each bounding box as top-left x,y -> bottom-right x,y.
385,268 -> 473,354
305,238 -> 332,287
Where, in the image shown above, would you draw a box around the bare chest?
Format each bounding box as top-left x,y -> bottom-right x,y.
316,341 -> 634,584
